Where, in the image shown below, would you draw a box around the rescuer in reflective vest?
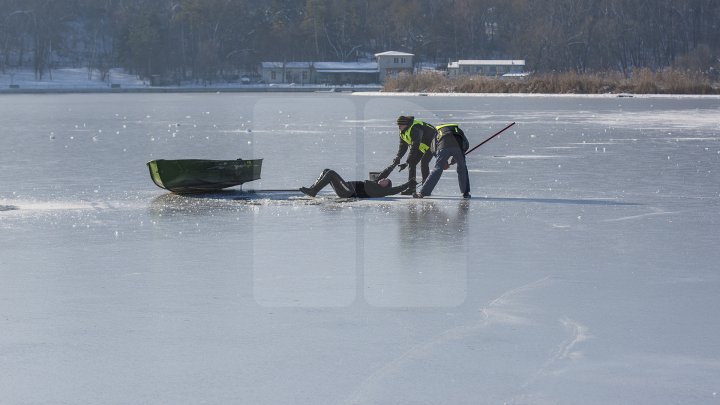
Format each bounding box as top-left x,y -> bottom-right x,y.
376,115 -> 436,195
415,123 -> 471,199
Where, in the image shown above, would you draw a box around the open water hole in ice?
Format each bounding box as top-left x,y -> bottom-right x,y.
1,93 -> 719,404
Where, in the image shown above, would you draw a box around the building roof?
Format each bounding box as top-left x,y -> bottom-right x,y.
261,61 -> 378,72
374,51 -> 414,57
453,60 -> 526,66
261,62 -> 312,69
313,62 -> 378,72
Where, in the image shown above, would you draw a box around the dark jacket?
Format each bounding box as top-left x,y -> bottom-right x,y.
431,124 -> 470,154
349,180 -> 414,198
378,120 -> 436,179
396,121 -> 437,166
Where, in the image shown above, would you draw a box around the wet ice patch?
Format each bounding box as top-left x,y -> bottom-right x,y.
2,201 -> 94,211
590,110 -> 720,130
467,169 -> 503,173
663,136 -> 720,142
493,155 -> 571,159
1,199 -> 142,213
148,191 -> 330,211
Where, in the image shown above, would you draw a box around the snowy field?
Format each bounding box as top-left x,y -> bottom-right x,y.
0,68 -> 147,89
0,68 -> 379,92
1,93 -> 719,404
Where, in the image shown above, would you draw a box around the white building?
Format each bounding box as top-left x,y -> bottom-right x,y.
259,61 -> 378,85
448,60 -> 526,78
260,62 -> 312,84
313,62 -> 379,85
374,51 -> 414,82
259,51 -> 417,84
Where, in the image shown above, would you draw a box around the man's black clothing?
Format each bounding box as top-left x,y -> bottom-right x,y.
377,120 -> 437,183
301,169 -> 414,198
431,124 -> 470,155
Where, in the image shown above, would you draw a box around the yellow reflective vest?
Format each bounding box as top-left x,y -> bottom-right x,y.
400,119 -> 433,154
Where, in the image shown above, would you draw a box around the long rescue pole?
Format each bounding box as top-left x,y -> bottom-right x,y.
464,122 -> 516,156
447,122 -> 515,169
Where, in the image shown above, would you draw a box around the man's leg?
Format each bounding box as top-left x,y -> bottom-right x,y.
300,169 -> 340,197
419,149 -> 452,196
324,171 -> 356,198
402,163 -> 418,195
420,152 -> 433,184
454,151 -> 470,197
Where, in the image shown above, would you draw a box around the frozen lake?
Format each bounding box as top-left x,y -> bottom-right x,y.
1,92 -> 719,404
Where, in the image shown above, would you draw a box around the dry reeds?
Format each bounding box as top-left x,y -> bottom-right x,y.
383,69 -> 719,94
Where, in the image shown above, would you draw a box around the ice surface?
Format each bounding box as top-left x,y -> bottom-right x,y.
1,93 -> 719,404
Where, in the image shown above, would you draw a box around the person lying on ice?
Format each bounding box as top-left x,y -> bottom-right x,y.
299,169 -> 416,198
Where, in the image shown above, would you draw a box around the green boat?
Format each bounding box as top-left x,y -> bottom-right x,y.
147,158 -> 262,193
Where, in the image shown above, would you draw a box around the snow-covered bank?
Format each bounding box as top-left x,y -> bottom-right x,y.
5,68 -> 718,97
0,68 -> 382,93
0,67 -> 145,89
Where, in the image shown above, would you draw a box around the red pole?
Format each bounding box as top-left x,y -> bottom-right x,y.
465,122 -> 516,156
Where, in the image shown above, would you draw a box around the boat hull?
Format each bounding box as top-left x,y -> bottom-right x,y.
147,159 -> 262,193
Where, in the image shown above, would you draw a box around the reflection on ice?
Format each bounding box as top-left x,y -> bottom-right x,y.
476,196 -> 641,206
492,154 -> 572,159
147,190 -> 482,218
0,200 -> 105,212
147,190 -> 342,216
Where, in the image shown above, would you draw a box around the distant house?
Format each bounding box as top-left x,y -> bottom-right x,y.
313,62 -> 379,85
375,51 -> 414,82
259,51 -> 415,85
260,62 -> 312,84
448,60 -> 526,78
260,61 -> 378,85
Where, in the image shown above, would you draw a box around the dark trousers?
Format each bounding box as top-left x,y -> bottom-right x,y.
419,146 -> 470,195
311,169 -> 356,198
408,152 -> 433,186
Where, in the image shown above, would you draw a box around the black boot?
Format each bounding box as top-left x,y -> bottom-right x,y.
299,186 -> 317,197
401,177 -> 417,195
299,169 -> 331,197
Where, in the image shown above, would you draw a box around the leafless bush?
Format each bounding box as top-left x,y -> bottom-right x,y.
384,69 -> 719,94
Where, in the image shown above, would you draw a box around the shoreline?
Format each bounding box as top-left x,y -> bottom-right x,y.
352,91 -> 720,99
2,87 -> 720,98
0,85 -> 382,95
382,70 -> 720,96
3,67 -> 718,96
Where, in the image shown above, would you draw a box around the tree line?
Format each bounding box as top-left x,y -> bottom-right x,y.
1,0 -> 718,82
